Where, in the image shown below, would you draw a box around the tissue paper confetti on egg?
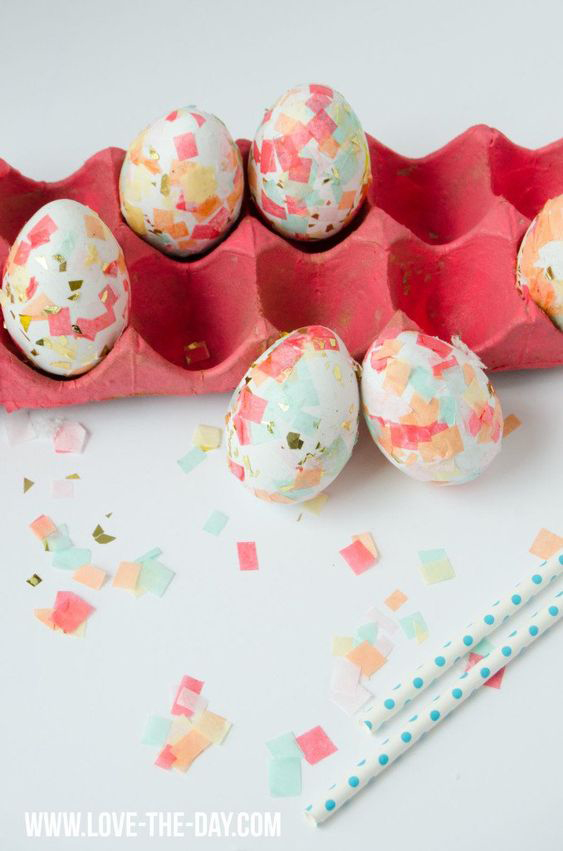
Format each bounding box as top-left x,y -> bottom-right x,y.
248,84 -> 371,241
225,326 -> 359,503
0,199 -> 130,377
517,194 -> 563,331
119,107 -> 244,257
361,330 -> 503,484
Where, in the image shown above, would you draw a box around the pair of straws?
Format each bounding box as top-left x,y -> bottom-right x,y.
306,548 -> 563,826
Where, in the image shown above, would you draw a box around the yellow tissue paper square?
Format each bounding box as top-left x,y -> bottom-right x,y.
192,425 -> 222,451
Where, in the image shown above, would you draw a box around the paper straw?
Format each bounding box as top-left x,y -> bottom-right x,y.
362,549 -> 563,732
305,587 -> 563,826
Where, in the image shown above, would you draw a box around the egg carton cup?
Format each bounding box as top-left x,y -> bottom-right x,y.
1,124 -> 562,412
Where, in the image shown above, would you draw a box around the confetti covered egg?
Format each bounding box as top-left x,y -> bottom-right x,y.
225,326 -> 359,503
0,199 -> 130,377
517,194 -> 563,331
119,107 -> 244,257
361,330 -> 503,484
248,84 -> 371,241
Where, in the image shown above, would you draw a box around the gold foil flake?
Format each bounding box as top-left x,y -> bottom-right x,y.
43,305 -> 61,315
101,290 -> 108,303
66,473 -> 81,480
30,349 -> 38,356
35,256 -> 48,270
36,338 -> 45,346
333,365 -> 342,382
67,293 -> 80,301
50,361 -> 72,370
85,244 -> 100,266
26,574 -> 42,587
160,174 -> 170,196
545,266 -> 554,281
19,315 -> 32,332
341,420 -> 352,431
148,146 -> 160,161
53,254 -> 67,272
23,477 -> 34,493
92,524 -> 116,545
287,432 -> 304,450
72,324 -> 83,335
69,280 -> 83,291
266,421 -> 275,434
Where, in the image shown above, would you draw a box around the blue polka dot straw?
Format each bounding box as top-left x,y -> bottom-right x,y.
361,549 -> 563,733
305,589 -> 562,826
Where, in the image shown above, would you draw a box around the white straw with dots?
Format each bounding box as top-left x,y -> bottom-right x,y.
305,587 -> 563,826
361,548 -> 563,733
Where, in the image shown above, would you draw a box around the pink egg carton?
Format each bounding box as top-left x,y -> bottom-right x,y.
1,124 -> 563,412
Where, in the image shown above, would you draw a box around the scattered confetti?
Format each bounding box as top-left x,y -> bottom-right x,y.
237,541 -> 259,571
269,758 -> 302,797
366,606 -> 398,635
26,573 -> 42,587
167,716 -> 193,745
339,538 -> 377,575
113,561 -> 141,591
302,493 -> 329,515
266,732 -> 303,760
137,556 -> 175,597
193,711 -> 232,745
466,652 -> 506,689
330,656 -> 361,695
330,684 -> 372,716
400,611 -> 429,643
52,547 -> 91,570
35,590 -> 94,634
29,514 -> 57,540
53,420 -> 88,454
177,688 -> 208,719
296,726 -> 337,765
52,479 -> 74,499
4,410 -> 37,445
356,622 -> 379,644
184,340 -> 210,366
351,532 -> 379,560
384,589 -> 408,611
374,634 -> 395,657
331,635 -> 355,656
192,424 -> 222,451
503,414 -> 522,438
92,524 -> 115,545
418,548 -> 455,584
203,510 -> 229,536
171,675 -> 205,716
529,528 -> 563,559
66,473 -> 81,479
171,729 -> 211,772
23,477 -> 34,494
73,564 -> 107,590
177,446 -> 206,474
142,716 -> 172,747
346,640 -> 386,677
45,525 -> 72,552
155,745 -> 176,770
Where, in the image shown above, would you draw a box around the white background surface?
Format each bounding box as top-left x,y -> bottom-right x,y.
1,1 -> 562,849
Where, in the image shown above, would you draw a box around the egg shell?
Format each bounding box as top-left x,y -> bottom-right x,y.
361,329 -> 503,484
226,325 -> 359,503
248,83 -> 371,241
119,107 -> 244,258
517,194 -> 563,331
1,199 -> 130,377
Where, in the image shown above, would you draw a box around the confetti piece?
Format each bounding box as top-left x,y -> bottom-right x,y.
529,528 -> 563,559
171,675 -> 205,716
374,634 -> 395,657
418,548 -> 455,584
266,732 -> 303,760
385,589 -> 408,611
466,652 -> 506,689
29,515 -> 57,540
331,635 -> 355,656
112,561 -> 141,590
330,657 -> 361,695
346,641 -> 387,677
170,729 -> 211,771
4,410 -> 37,444
330,683 -> 372,716
142,716 -> 172,747
302,493 -> 329,515
167,716 -> 193,745
193,711 -> 232,745
34,608 -> 58,630
23,477 -> 34,494
414,619 -> 429,644
51,591 -> 94,633
237,541 -> 259,571
296,726 -> 337,765
92,524 -> 116,545
155,745 -> 176,770
184,340 -> 210,366
52,547 -> 92,570
177,689 -> 208,719
503,414 -> 522,437
52,479 -> 74,499
73,564 -> 107,590
65,473 -> 81,480
137,558 -> 175,597
203,510 -> 229,536
366,606 -> 398,635
192,424 -> 222,451
339,539 -> 376,575
135,547 -> 162,562
473,636 -> 496,657
356,622 -> 379,644
351,532 -> 379,560
269,758 -> 302,797
53,420 -> 87,454
45,526 -> 73,552
26,573 -> 42,587
400,611 -> 429,641
177,447 -> 206,474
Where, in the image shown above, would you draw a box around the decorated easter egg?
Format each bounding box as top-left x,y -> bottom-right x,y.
226,326 -> 359,503
517,194 -> 563,331
119,107 -> 244,257
361,330 -> 503,484
248,84 -> 371,241
0,199 -> 130,377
